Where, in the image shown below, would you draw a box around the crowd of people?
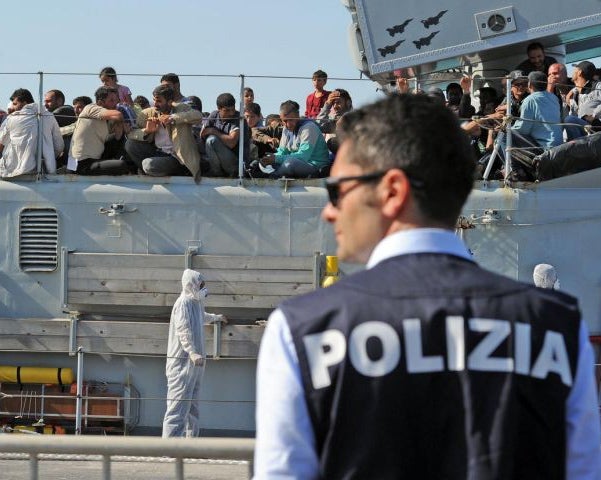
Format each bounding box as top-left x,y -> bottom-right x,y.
2,44 -> 601,182
0,67 -> 354,180
396,42 -> 601,181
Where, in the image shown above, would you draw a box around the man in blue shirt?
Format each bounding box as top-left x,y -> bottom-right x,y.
254,94 -> 600,479
498,71 -> 563,180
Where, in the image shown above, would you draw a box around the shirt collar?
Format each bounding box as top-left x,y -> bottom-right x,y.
366,228 -> 473,269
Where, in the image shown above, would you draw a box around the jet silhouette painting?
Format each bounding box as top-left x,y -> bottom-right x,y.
413,31 -> 439,49
378,40 -> 405,57
386,18 -> 413,36
421,10 -> 448,28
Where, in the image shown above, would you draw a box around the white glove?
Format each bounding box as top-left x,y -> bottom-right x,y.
206,313 -> 228,324
189,353 -> 205,366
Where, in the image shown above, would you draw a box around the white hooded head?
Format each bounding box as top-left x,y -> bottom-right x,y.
533,263 -> 559,290
181,268 -> 208,301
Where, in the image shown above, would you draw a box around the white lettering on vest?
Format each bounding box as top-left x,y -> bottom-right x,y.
514,322 -> 531,375
531,330 -> 572,386
446,316 -> 465,371
468,318 -> 513,372
349,321 -> 400,377
403,319 -> 444,373
302,318 -> 573,390
303,329 -> 346,389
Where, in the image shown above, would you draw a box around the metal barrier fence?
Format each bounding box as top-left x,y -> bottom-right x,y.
0,434 -> 254,480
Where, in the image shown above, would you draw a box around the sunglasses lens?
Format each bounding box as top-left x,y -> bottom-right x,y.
326,183 -> 339,207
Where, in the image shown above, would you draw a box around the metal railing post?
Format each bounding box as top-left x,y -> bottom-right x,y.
29,453 -> 39,480
175,457 -> 184,480
238,74 -> 245,183
213,321 -> 222,359
504,77 -> 513,183
75,347 -> 84,434
102,455 -> 111,480
36,71 -> 44,179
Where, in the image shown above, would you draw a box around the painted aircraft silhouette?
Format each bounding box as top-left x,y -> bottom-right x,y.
386,18 -> 413,36
413,31 -> 439,49
421,10 -> 448,28
378,40 -> 405,57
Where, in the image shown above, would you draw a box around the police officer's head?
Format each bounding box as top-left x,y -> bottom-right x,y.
322,94 -> 475,263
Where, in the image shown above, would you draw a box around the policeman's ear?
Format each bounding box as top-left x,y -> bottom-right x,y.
378,168 -> 412,219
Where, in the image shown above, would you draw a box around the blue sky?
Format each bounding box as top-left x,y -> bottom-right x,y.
0,0 -> 382,115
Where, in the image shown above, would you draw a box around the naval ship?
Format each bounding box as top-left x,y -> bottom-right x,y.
0,0 -> 600,436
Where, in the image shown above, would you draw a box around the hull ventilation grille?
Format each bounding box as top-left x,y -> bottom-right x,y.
19,208 -> 59,272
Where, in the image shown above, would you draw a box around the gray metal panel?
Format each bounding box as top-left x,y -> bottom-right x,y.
348,0 -> 601,76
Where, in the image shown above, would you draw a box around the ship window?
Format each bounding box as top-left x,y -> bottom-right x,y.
19,208 -> 59,272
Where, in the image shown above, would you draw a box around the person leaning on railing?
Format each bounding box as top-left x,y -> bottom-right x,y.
66,86 -> 133,176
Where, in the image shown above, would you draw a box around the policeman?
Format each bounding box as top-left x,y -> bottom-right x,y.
162,269 -> 225,437
254,95 -> 600,479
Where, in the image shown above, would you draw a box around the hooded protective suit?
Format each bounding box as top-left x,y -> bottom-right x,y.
162,269 -> 221,437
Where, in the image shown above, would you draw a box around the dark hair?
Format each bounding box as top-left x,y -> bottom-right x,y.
527,42 -> 545,53
266,113 -> 280,123
528,71 -> 547,91
133,95 -> 150,109
279,100 -> 300,115
478,87 -> 499,105
94,86 -> 118,103
152,85 -> 175,102
10,88 -> 34,104
334,88 -> 352,105
312,69 -> 327,79
446,82 -> 462,93
216,93 -> 236,108
244,102 -> 262,116
337,94 -> 475,227
73,95 -> 93,106
160,73 -> 180,85
99,66 -> 118,81
244,87 -> 254,95
47,89 -> 65,105
188,95 -> 203,112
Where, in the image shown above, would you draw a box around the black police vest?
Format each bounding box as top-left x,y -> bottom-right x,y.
282,253 -> 581,480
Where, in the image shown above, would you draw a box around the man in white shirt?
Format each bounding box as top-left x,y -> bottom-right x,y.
0,88 -> 63,178
254,94 -> 600,479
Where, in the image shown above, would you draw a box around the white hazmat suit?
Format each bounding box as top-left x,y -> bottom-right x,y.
162,269 -> 224,437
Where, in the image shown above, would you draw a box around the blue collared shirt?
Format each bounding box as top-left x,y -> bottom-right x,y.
254,229 -> 601,479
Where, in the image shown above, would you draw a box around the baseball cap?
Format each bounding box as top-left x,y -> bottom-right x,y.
572,61 -> 596,81
508,70 -> 528,84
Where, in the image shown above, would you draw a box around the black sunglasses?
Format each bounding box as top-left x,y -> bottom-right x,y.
324,170 -> 425,208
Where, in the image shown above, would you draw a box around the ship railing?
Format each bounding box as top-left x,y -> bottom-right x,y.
0,434 -> 254,480
0,70 -> 371,185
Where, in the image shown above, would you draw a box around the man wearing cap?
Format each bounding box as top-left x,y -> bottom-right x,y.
515,42 -> 558,75
564,60 -> 601,140
495,70 -> 529,118
503,71 -> 563,180
253,94 -> 600,479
